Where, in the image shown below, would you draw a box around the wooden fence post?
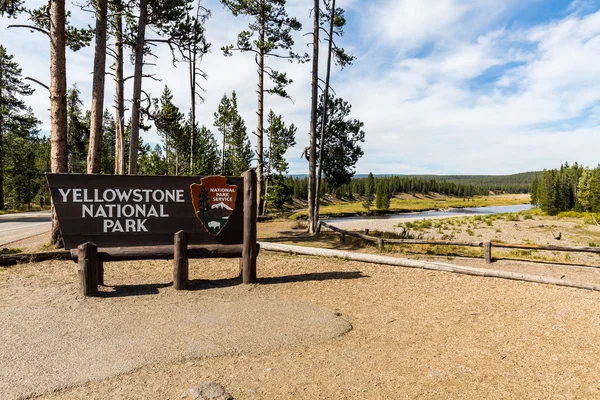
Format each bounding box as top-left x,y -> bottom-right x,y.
378,238 -> 385,252
174,230 -> 188,290
484,242 -> 492,264
78,242 -> 98,296
97,260 -> 104,286
242,169 -> 258,284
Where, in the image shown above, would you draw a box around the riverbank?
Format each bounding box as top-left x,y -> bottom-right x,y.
290,193 -> 530,219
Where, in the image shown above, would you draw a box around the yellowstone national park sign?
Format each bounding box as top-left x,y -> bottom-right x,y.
46,174 -> 244,250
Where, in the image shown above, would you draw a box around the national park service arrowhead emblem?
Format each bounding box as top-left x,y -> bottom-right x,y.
190,176 -> 238,236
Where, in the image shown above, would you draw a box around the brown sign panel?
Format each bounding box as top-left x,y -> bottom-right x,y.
46,174 -> 244,250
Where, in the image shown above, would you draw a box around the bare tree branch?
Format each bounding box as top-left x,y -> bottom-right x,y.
7,24 -> 49,36
25,77 -> 49,91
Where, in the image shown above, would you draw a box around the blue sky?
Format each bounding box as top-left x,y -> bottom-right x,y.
1,0 -> 600,175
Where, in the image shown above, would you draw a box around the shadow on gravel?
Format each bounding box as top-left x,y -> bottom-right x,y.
100,282 -> 173,297
260,271 -> 368,284
187,271 -> 368,290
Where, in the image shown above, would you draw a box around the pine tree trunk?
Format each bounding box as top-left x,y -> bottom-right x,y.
189,46 -> 196,174
262,139 -> 273,215
256,0 -> 265,214
49,0 -> 68,246
128,0 -> 147,175
0,120 -> 4,211
221,134 -> 226,175
307,0 -> 319,234
315,0 -> 336,223
87,0 -> 108,174
114,8 -> 125,174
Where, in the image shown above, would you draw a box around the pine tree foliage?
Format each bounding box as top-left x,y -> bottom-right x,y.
65,85 -> 88,173
101,109 -> 116,174
316,94 -> 365,189
214,91 -> 252,176
0,45 -> 36,209
362,172 -> 375,211
191,124 -> 221,175
530,162 -> 600,215
154,85 -> 186,175
264,110 -> 296,211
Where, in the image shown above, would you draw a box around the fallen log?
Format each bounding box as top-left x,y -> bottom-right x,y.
491,242 -> 600,254
320,222 -> 378,242
0,250 -> 71,267
259,242 -> 600,292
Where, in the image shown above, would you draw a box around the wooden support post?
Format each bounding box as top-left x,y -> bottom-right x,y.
173,230 -> 188,290
341,233 -> 345,242
378,238 -> 385,252
97,260 -> 104,286
484,242 -> 492,264
242,169 -> 258,284
78,242 -> 99,296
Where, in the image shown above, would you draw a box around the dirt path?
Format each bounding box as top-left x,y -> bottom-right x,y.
3,251 -> 600,399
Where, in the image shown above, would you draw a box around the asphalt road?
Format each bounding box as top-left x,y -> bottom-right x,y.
0,211 -> 51,247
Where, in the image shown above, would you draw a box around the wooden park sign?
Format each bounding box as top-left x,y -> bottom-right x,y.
47,170 -> 258,296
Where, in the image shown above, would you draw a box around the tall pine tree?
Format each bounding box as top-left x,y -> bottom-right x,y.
0,46 -> 35,209
221,0 -> 307,214
214,92 -> 252,176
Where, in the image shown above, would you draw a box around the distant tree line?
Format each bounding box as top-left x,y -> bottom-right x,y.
530,162 -> 600,215
286,173 -> 517,202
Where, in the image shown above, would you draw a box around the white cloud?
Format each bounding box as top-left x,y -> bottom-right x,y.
1,0 -> 600,176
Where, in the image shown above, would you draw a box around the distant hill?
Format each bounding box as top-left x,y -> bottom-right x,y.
287,172 -> 540,195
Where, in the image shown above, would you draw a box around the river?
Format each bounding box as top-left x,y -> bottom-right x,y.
328,204 -> 533,223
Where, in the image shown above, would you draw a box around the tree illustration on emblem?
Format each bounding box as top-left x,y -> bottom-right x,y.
198,187 -> 210,216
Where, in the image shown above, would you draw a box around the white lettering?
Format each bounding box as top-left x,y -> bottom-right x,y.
116,189 -> 131,202
126,219 -> 135,232
113,220 -> 124,232
160,204 -> 169,217
165,190 -> 175,203
94,206 -> 107,218
137,219 -> 148,232
82,204 -> 93,218
177,190 -> 185,202
103,219 -> 114,232
122,205 -> 134,218
143,189 -> 152,202
58,188 -> 71,202
105,204 -> 116,218
104,189 -> 116,202
72,189 -> 82,202
152,190 -> 165,202
133,189 -> 142,203
147,205 -> 158,217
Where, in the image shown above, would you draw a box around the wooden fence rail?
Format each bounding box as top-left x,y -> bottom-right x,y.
319,221 -> 600,264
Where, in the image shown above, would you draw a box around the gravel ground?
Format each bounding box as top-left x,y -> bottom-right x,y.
0,258 -> 350,400
2,250 -> 600,399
